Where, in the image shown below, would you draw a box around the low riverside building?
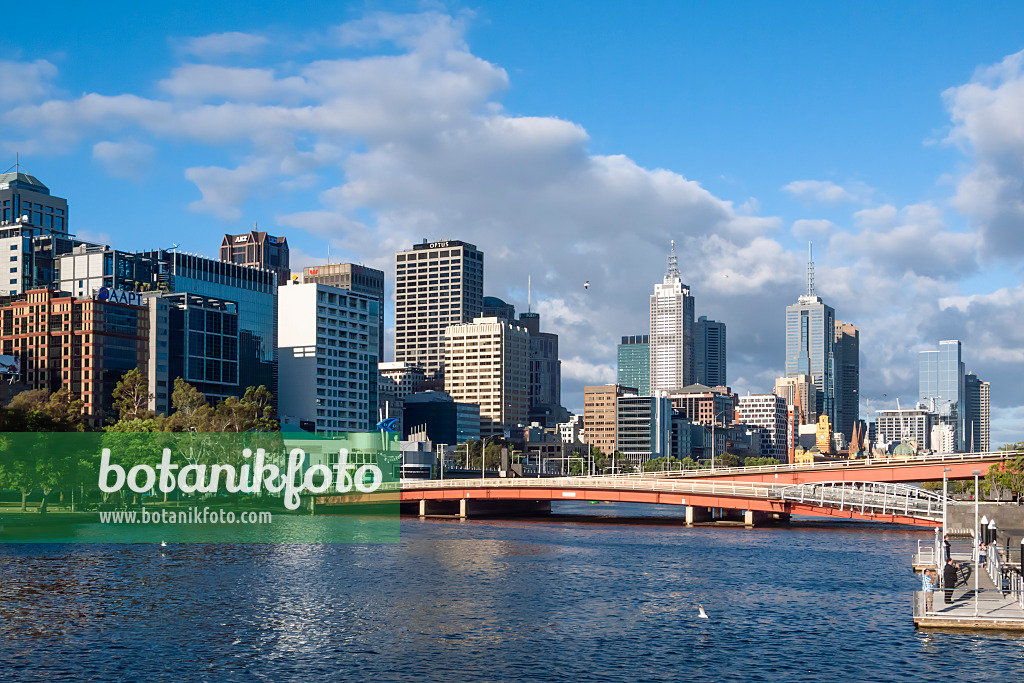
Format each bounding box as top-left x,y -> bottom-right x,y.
0,287 -> 148,423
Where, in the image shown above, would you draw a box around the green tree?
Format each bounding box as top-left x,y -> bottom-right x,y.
112,367 -> 154,422
164,378 -> 212,432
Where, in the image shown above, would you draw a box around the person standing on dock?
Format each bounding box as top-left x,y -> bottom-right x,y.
943,558 -> 959,604
944,534 -> 951,561
922,569 -> 936,613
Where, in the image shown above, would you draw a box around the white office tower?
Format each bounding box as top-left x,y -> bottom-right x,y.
649,241 -> 695,396
278,283 -> 379,433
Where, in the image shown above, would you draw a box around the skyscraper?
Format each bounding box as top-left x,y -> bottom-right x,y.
695,316 -> 727,387
444,316 -> 529,439
833,321 -> 860,441
649,241 -> 695,395
0,167 -> 69,234
518,311 -> 561,409
302,263 -> 385,367
919,340 -> 965,451
785,245 -> 835,425
220,229 -> 290,285
964,372 -> 990,453
617,335 -> 650,396
395,239 -> 484,383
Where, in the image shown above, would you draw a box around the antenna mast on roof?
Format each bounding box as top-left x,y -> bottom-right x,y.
667,240 -> 680,279
528,274 -> 532,314
806,242 -> 815,297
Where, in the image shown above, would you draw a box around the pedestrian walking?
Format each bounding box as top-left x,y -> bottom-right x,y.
922,569 -> 935,613
979,541 -> 988,567
943,558 -> 959,604
944,534 -> 951,561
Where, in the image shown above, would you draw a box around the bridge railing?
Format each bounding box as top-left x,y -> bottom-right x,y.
604,449 -> 1019,480
776,481 -> 946,520
393,476 -> 778,499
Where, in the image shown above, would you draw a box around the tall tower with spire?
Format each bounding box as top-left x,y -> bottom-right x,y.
649,240 -> 696,395
786,242 -> 835,427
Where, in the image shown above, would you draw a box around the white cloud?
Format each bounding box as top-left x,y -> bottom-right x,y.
179,32 -> 270,59
945,49 -> 1024,258
782,179 -> 872,206
791,218 -> 837,240
6,11 -> 1024,424
0,58 -> 57,104
92,140 -> 155,179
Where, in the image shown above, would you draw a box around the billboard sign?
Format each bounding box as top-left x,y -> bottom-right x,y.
96,287 -> 144,307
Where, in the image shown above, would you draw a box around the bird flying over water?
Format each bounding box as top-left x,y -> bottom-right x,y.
697,604 -> 708,619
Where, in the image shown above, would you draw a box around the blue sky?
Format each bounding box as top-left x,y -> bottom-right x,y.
4,1 -> 1024,444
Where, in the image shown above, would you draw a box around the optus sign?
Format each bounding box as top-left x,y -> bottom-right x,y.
96,287 -> 144,306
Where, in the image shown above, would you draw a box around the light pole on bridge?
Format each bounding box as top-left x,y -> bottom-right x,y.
973,468 -> 982,618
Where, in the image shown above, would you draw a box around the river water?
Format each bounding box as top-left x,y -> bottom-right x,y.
2,502 -> 1023,681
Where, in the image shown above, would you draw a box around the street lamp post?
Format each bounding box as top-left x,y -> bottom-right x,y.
973,469 -> 982,618
711,408 -> 731,473
943,467 -> 952,538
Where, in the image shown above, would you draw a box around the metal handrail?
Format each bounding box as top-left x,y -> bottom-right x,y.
392,476 -> 776,499
599,449 -> 1016,479
776,481 -> 945,519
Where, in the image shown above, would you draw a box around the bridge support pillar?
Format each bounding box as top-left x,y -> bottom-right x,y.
418,499 -> 426,517
744,510 -> 770,527
686,506 -> 712,525
459,499 -> 467,518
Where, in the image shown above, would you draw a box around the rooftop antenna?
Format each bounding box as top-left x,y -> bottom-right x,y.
527,274 -> 532,314
667,240 -> 680,279
806,241 -> 815,297
327,243 -> 331,265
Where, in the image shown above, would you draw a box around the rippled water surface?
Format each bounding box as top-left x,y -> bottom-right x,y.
2,502 -> 1023,682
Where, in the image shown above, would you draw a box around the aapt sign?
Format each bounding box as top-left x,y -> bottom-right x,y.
96,287 -> 144,307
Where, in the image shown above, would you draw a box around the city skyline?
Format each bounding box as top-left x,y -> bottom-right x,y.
3,4 -> 1024,444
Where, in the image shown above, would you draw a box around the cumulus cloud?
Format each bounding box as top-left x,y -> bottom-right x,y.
782,179 -> 872,206
0,58 -> 57,104
92,140 -> 155,179
5,11 -> 1024,443
179,32 -> 270,59
945,50 -> 1024,258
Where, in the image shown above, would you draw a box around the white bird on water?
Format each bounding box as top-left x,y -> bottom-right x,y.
160,541 -> 167,547
697,604 -> 709,619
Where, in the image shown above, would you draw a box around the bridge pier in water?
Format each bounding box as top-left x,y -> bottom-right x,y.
686,506 -> 789,527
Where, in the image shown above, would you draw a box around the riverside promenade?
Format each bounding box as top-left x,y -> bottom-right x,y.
914,526 -> 1024,631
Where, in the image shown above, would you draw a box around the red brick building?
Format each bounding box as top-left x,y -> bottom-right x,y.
0,289 -> 148,423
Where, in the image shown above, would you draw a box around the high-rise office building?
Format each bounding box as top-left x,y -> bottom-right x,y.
518,311 -> 561,410
773,374 -> 818,425
964,372 -> 990,452
277,283 -> 379,432
395,239 -> 484,383
0,168 -> 69,235
444,316 -> 529,439
649,241 -> 695,395
220,229 -> 290,285
145,292 -> 240,415
615,394 -> 673,468
303,263 -> 385,366
919,340 -> 965,451
138,250 -> 278,403
833,321 -> 860,441
785,245 -> 835,425
481,296 -> 515,322
617,334 -> 649,396
55,244 -> 160,298
0,288 -> 147,424
695,316 -> 726,388
583,384 -> 632,456
737,393 -> 790,463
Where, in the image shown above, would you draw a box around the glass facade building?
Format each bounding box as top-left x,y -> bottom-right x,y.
617,334 -> 650,396
919,340 -> 965,451
139,250 -> 278,404
785,297 -> 835,425
695,317 -> 726,388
